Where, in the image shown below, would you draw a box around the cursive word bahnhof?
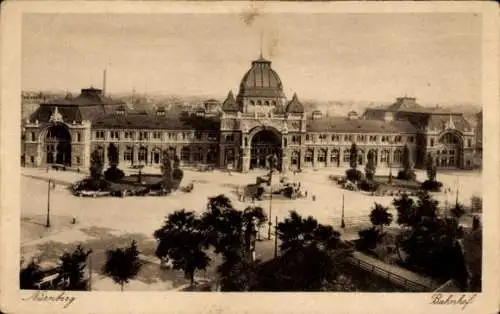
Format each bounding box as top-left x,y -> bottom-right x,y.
430,293 -> 478,310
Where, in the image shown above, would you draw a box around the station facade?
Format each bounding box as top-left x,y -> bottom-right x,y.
22,56 -> 478,173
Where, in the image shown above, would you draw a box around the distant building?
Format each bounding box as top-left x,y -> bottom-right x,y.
22,57 -> 476,171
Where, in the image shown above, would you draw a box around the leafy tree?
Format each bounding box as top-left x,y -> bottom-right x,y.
365,150 -> 376,180
349,143 -> 358,169
402,144 -> 412,172
242,206 -> 267,258
392,193 -> 417,227
450,202 -> 466,220
414,191 -> 439,221
357,227 -> 382,251
20,259 -> 44,289
89,149 -> 103,180
426,153 -> 437,181
154,210 -> 211,286
369,203 -> 393,232
57,245 -> 92,291
161,149 -> 173,191
107,143 -> 119,168
102,240 -> 142,291
257,212 -> 345,291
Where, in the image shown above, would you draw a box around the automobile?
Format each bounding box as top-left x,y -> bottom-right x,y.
77,190 -> 111,197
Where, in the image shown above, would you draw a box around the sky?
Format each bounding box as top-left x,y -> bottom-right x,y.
22,13 -> 482,104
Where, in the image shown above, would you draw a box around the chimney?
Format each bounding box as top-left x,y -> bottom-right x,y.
102,69 -> 107,97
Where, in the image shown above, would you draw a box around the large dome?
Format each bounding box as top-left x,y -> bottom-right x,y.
238,57 -> 285,98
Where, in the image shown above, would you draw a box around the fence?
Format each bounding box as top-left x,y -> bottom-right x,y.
346,255 -> 431,292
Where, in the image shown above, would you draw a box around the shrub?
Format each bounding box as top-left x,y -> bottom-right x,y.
345,169 -> 364,183
104,167 -> 125,182
396,170 -> 416,181
421,180 -> 443,192
357,227 -> 382,251
172,168 -> 184,181
358,180 -> 380,192
75,178 -> 110,191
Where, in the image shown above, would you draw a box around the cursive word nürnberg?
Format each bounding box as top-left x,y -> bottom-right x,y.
22,291 -> 76,308
430,293 -> 478,310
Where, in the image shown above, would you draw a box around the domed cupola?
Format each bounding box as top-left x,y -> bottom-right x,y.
286,93 -> 304,114
238,56 -> 285,98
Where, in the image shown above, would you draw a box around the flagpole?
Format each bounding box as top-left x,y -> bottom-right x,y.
341,193 -> 345,228
46,178 -> 51,228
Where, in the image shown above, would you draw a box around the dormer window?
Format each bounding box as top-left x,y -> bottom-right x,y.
156,110 -> 166,116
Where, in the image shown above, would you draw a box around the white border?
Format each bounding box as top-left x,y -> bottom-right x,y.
1,2 -> 498,314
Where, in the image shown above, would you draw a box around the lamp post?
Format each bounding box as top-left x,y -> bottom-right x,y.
87,249 -> 93,291
268,185 -> 273,240
274,216 -> 278,258
46,178 -> 51,228
341,193 -> 345,228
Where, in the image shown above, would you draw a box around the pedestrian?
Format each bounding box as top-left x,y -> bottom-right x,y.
312,195 -> 316,202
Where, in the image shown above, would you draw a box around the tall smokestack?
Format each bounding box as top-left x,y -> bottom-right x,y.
102,69 -> 107,97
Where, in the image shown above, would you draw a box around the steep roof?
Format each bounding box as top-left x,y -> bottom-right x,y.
306,117 -> 418,134
285,93 -> 305,114
426,114 -> 472,132
222,91 -> 239,112
92,112 -> 220,131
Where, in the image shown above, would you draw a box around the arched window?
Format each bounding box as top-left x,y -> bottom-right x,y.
291,151 -> 300,166
380,149 -> 389,163
393,149 -> 403,163
343,149 -> 350,163
305,149 -> 314,165
257,100 -> 262,106
138,147 -> 147,163
250,100 -> 255,106
272,100 -> 277,106
181,147 -> 190,162
318,149 -> 327,164
330,149 -> 340,163
264,101 -> 270,106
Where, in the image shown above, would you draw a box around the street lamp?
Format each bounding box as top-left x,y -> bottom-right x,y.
46,178 -> 51,228
341,193 -> 345,228
274,216 -> 278,258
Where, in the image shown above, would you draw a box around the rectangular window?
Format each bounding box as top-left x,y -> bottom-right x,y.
152,131 -> 161,140
468,139 -> 472,147
95,131 -> 105,140
195,131 -> 202,140
30,156 -> 35,163
139,132 -> 149,141
430,138 -> 435,147
76,133 -> 81,142
207,132 -> 217,141
31,132 -> 36,141
76,156 -> 81,164
408,136 -> 414,143
110,131 -> 120,140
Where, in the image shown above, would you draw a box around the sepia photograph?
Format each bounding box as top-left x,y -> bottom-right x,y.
1,2 -> 499,314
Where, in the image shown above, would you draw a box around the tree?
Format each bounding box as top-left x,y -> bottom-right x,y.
20,259 -> 44,289
269,211 -> 344,290
392,193 -> 417,227
102,241 -> 142,291
161,149 -> 173,191
402,144 -> 412,173
57,245 -> 92,291
242,206 -> 267,259
89,149 -> 103,180
154,210 -> 211,286
369,203 -> 393,232
107,143 -> 119,168
450,202 -> 466,220
365,150 -> 376,180
349,143 -> 358,169
426,153 -> 437,182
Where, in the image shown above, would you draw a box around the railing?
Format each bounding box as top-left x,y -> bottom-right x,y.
346,255 -> 430,292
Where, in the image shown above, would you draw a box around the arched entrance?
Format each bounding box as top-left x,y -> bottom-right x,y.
436,132 -> 462,168
45,124 -> 72,166
249,128 -> 282,170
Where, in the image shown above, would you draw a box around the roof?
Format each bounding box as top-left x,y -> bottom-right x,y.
387,96 -> 422,111
222,91 -> 239,112
92,112 -> 220,131
426,114 -> 472,132
238,57 -> 285,98
286,93 -> 305,114
306,117 -> 418,134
